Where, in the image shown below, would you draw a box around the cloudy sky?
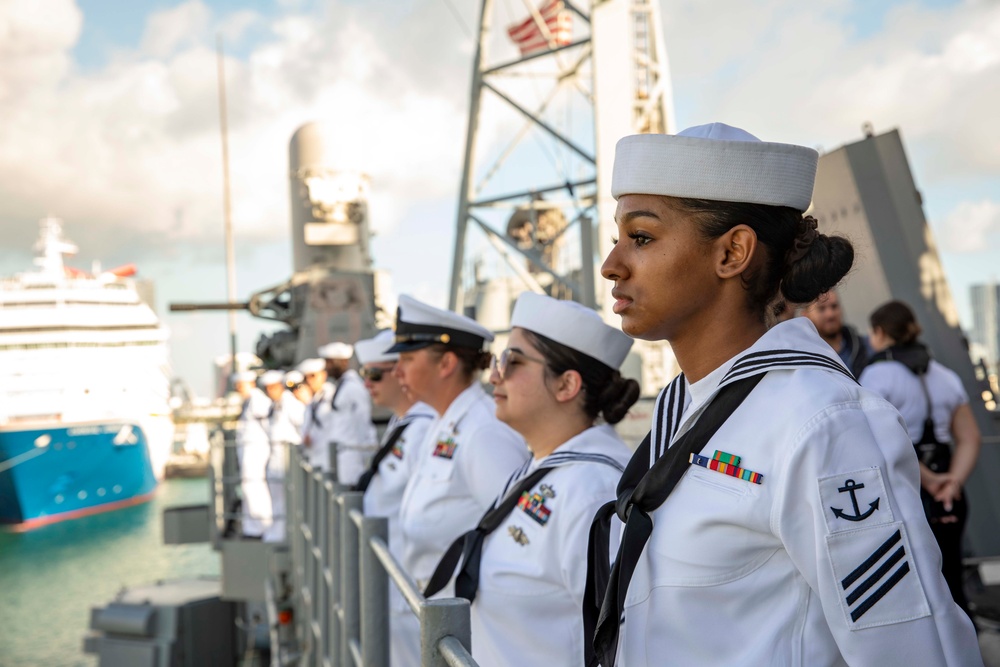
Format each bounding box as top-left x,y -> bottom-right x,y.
1,0 -> 997,396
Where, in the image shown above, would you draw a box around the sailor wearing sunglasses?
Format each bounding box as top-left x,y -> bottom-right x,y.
423,292 -> 638,666
351,329 -> 435,667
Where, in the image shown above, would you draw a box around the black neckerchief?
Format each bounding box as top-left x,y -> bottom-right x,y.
585,374 -> 763,667
424,466 -> 553,602
584,346 -> 856,666
329,375 -> 346,412
353,413 -> 433,493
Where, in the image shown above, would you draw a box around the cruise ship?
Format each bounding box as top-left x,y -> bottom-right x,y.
0,218 -> 173,531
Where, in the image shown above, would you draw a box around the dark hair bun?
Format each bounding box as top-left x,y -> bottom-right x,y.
597,375 -> 641,424
780,233 -> 854,304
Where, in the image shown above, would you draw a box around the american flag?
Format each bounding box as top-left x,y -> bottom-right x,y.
506,0 -> 573,56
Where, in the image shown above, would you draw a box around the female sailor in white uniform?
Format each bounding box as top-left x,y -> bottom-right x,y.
424,292 -> 638,666
586,123 -> 982,666
353,330 -> 436,667
390,295 -> 529,662
262,369 -> 305,543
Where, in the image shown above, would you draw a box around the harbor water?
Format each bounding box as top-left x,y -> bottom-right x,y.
0,478 -> 219,667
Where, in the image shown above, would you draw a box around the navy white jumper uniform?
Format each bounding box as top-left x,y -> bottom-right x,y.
320,368 -> 377,485
614,318 -> 981,666
264,387 -> 304,543
364,402 -> 435,667
301,380 -> 335,470
236,384 -> 272,537
472,425 -> 629,667
362,403 -> 436,552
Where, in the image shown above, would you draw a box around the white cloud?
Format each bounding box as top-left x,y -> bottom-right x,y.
0,0 -> 80,101
943,199 -> 1000,253
140,1 -> 211,58
664,0 -> 1000,181
0,0 -> 472,264
1,0 -> 998,391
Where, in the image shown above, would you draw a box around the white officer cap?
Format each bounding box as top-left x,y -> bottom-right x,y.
387,295 -> 494,353
511,293 -> 634,370
355,330 -> 398,365
296,358 -> 326,375
284,370 -> 304,387
259,370 -> 285,387
611,122 -> 819,211
317,342 -> 354,360
232,370 -> 257,383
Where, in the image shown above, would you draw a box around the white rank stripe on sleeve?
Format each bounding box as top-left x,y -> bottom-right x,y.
825,522 -> 931,629
818,467 -> 894,534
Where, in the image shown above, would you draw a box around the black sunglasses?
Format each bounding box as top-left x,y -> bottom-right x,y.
360,366 -> 391,382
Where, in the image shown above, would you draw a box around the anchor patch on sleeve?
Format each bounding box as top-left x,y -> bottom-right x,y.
831,479 -> 880,522
818,468 -> 894,534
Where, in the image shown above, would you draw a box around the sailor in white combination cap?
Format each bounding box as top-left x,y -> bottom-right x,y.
391,295 -> 529,663
302,342 -> 377,484
586,124 -> 982,666
233,370 -> 272,538
261,369 -> 305,542
423,292 -> 639,667
352,330 -> 436,667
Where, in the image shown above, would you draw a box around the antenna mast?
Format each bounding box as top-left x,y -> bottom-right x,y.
216,35 -> 239,370
448,0 -> 675,315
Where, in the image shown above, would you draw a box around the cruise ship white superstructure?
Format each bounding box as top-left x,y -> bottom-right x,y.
0,218 -> 173,530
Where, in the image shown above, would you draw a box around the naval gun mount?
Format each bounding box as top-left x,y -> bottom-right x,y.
170,122 -> 391,369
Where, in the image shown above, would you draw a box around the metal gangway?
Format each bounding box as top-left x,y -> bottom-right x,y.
280,444 -> 479,667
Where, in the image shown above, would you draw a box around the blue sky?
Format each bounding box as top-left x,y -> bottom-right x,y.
1,0 -> 997,396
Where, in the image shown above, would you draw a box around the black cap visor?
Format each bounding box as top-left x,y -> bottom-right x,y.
387,322 -> 486,354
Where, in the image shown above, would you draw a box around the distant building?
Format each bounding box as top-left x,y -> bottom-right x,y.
970,283 -> 1000,372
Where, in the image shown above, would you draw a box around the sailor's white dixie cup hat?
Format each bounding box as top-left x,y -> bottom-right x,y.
296,358 -> 326,375
511,293 -> 633,370
232,370 -> 257,384
612,122 -> 819,211
355,330 -> 399,365
388,294 -> 494,353
317,342 -> 354,360
259,370 -> 285,387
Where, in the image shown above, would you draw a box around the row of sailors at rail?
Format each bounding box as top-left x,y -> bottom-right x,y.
232,343 -> 376,541
351,293 -> 634,667
357,124 -> 981,666
245,122 -> 982,666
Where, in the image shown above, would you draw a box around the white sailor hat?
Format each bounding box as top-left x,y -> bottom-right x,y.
387,295 -> 494,353
259,370 -> 285,387
611,122 -> 819,211
511,293 -> 633,370
232,370 -> 257,383
355,330 -> 398,365
296,358 -> 326,375
284,370 -> 304,387
317,342 -> 354,360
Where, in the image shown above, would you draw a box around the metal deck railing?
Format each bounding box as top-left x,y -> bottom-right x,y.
286,445 -> 478,667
